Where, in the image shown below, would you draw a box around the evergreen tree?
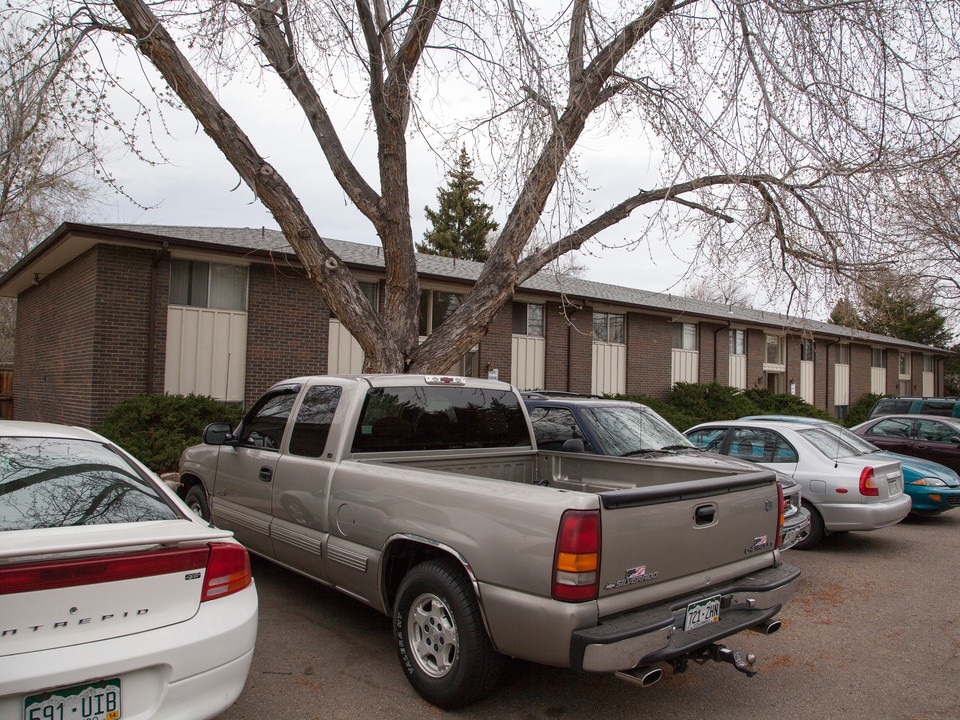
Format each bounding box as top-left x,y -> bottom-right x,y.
829,275 -> 953,348
418,148 -> 497,262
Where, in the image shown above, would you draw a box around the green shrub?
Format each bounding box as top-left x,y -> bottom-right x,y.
615,382 -> 833,432
844,393 -> 884,428
96,394 -> 243,474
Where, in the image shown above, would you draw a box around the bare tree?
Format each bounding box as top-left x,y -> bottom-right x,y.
12,0 -> 960,372
0,18 -> 105,362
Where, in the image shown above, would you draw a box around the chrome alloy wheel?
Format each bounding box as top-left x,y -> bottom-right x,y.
407,592 -> 459,678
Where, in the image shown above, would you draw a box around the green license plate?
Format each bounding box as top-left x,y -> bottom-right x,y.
684,595 -> 721,632
24,678 -> 120,720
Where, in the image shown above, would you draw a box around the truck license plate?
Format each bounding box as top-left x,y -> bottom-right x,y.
684,595 -> 721,632
24,678 -> 120,720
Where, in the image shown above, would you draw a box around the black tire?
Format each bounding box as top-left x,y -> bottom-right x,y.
394,559 -> 503,709
794,501 -> 825,550
184,483 -> 211,521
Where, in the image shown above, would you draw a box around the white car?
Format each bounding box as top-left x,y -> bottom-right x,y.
685,419 -> 912,549
0,421 -> 258,720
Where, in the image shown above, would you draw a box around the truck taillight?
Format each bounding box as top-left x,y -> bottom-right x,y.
201,542 -> 253,601
553,509 -> 600,602
775,482 -> 784,549
859,467 -> 879,497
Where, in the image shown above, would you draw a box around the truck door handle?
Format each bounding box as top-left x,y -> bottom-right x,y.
694,504 -> 717,525
259,467 -> 273,482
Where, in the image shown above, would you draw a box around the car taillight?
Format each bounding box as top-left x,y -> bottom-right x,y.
0,547 -> 209,595
201,542 -> 252,601
775,482 -> 784,550
553,509 -> 600,602
860,467 -> 879,497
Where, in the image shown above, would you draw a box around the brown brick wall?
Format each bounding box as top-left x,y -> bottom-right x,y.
14,249 -> 99,425
544,302 -> 571,391
478,303 -> 513,383
626,314 -> 672,398
91,246 -> 156,422
245,265 -> 329,406
849,344 -> 871,407
746,329 -> 766,391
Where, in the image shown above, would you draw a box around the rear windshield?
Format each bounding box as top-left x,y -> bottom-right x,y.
352,385 -> 530,452
796,427 -> 864,459
0,437 -> 180,531
868,398 -> 914,419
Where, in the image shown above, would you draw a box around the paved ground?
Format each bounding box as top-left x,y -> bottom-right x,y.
217,512 -> 960,720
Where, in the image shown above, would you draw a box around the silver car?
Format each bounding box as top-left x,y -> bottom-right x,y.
685,420 -> 912,549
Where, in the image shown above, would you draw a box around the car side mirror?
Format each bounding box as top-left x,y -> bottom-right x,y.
202,422 -> 235,445
562,438 -> 586,453
951,436 -> 960,445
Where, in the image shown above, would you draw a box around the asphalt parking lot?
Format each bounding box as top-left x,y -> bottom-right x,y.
217,512 -> 960,720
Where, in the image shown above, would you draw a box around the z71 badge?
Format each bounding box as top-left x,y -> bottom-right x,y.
604,565 -> 659,590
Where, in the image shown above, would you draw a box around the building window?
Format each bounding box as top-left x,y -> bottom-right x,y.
871,349 -> 886,369
419,290 -> 464,335
764,335 -> 785,366
170,259 -> 248,311
835,344 -> 850,365
359,281 -> 379,311
594,312 -> 625,344
800,339 -> 815,362
672,322 -> 698,351
899,351 -> 911,378
512,302 -> 544,337
729,329 -> 746,356
923,355 -> 935,373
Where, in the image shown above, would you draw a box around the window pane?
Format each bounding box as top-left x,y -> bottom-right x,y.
899,352 -> 910,376
871,349 -> 886,368
512,302 -> 528,335
683,323 -> 697,350
359,281 -> 379,311
418,291 -> 430,335
836,345 -> 850,364
527,304 -> 544,337
289,386 -> 342,458
433,292 -> 462,328
169,259 -> 208,307
237,389 -> 299,450
924,355 -> 935,372
801,339 -> 814,362
729,330 -> 745,356
765,335 -> 782,364
608,314 -> 625,344
208,264 -> 248,310
594,312 -> 609,342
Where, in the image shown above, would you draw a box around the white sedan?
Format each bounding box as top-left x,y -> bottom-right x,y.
0,421 -> 258,720
685,419 -> 912,549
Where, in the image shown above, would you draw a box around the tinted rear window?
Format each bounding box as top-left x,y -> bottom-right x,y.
352,385 -> 530,452
0,437 -> 180,531
868,398 -> 914,419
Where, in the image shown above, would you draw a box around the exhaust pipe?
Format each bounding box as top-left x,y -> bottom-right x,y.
615,666 -> 663,688
748,619 -> 782,635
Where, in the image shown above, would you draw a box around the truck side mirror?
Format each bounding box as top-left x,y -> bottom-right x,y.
202,422 -> 235,446
562,438 -> 586,453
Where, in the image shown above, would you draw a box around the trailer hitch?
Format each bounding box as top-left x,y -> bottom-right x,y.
672,643 -> 758,677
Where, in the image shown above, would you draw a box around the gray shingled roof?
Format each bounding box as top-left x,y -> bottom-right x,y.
99,224 -> 941,352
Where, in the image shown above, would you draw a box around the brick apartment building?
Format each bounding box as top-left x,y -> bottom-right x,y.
0,222 -> 948,428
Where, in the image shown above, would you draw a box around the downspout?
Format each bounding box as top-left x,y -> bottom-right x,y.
147,241 -> 169,395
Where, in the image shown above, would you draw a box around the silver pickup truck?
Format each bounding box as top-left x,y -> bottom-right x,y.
179,375 -> 800,708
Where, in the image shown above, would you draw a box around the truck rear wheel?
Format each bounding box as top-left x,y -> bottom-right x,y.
394,559 -> 502,709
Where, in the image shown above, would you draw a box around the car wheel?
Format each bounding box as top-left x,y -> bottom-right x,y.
394,559 -> 503,709
794,501 -> 825,550
184,484 -> 211,521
